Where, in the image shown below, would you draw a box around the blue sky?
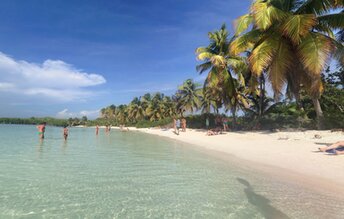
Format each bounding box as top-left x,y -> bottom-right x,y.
0,0 -> 251,119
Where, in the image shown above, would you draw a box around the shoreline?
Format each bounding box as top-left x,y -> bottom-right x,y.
131,127 -> 344,197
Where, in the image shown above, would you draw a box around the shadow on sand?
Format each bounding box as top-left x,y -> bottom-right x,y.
237,178 -> 290,219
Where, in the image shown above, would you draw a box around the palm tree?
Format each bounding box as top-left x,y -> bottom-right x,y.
128,97 -> 145,122
116,104 -> 128,124
146,93 -> 165,121
196,25 -> 251,126
231,0 -> 344,129
176,79 -> 202,115
245,92 -> 275,120
162,96 -> 177,118
200,87 -> 220,114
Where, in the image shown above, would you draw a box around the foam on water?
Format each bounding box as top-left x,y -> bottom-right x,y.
0,124 -> 343,218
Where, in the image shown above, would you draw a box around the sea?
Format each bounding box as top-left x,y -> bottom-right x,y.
0,124 -> 343,218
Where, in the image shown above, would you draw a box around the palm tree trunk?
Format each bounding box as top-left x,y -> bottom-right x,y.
295,92 -> 304,112
258,74 -> 264,117
312,98 -> 324,130
231,107 -> 237,130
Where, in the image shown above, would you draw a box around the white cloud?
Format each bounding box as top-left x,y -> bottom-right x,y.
0,82 -> 15,90
0,51 -> 106,101
56,108 -> 100,119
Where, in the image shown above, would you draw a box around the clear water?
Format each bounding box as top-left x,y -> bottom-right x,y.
0,125 -> 343,218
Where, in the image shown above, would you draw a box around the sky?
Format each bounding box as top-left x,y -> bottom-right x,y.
0,0 -> 252,119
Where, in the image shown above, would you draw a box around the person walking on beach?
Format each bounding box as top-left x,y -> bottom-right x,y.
223,117 -> 229,131
95,125 -> 99,135
205,117 -> 209,130
63,126 -> 69,141
36,122 -> 46,139
176,118 -> 181,135
181,117 -> 186,132
319,141 -> 344,155
173,118 -> 177,133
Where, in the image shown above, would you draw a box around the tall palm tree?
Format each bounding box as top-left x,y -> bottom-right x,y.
176,79 -> 202,115
196,24 -> 251,124
200,87 -> 220,114
231,0 -> 344,129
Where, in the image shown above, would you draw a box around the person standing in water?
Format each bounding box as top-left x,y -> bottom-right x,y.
63,126 -> 69,141
36,122 -> 46,139
95,125 -> 99,135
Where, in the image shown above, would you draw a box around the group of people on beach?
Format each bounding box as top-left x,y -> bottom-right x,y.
173,118 -> 186,135
206,115 -> 231,136
36,121 -> 344,155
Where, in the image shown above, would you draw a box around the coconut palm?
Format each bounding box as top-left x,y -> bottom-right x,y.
116,104 -> 128,124
128,97 -> 145,122
146,93 -> 165,121
231,0 -> 344,129
245,92 -> 276,119
176,79 -> 202,115
200,87 -> 221,114
196,25 -> 251,124
162,96 -> 177,118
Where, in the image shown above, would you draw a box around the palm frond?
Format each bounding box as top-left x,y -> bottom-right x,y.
196,52 -> 215,61
314,23 -> 336,39
196,61 -> 212,74
234,14 -> 254,36
331,38 -> 344,64
296,32 -> 334,77
210,55 -> 227,68
230,29 -> 261,55
248,34 -> 279,76
317,12 -> 344,30
267,37 -> 294,94
195,47 -> 211,54
282,14 -> 317,45
296,0 -> 343,15
251,1 -> 289,30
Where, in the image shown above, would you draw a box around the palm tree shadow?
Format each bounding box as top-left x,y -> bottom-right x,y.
237,178 -> 290,219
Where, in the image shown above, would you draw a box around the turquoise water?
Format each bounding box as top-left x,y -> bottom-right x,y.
0,125 -> 343,218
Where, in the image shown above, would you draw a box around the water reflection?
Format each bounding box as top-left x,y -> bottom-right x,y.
61,141 -> 68,154
36,139 -> 44,158
237,178 -> 290,219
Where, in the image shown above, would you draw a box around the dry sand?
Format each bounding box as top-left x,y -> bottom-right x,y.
132,127 -> 344,195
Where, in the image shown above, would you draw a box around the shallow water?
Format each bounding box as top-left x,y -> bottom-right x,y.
0,124 -> 343,218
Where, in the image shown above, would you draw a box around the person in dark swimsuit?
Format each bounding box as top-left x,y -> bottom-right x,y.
37,122 -> 46,139
319,141 -> 344,155
63,126 -> 69,141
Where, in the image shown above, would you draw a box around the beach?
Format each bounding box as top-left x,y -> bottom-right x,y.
130,127 -> 344,196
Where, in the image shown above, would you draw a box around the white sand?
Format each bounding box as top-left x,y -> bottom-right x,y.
133,128 -> 344,193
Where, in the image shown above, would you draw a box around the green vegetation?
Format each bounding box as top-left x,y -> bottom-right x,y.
0,117 -> 88,127
0,117 -> 69,127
